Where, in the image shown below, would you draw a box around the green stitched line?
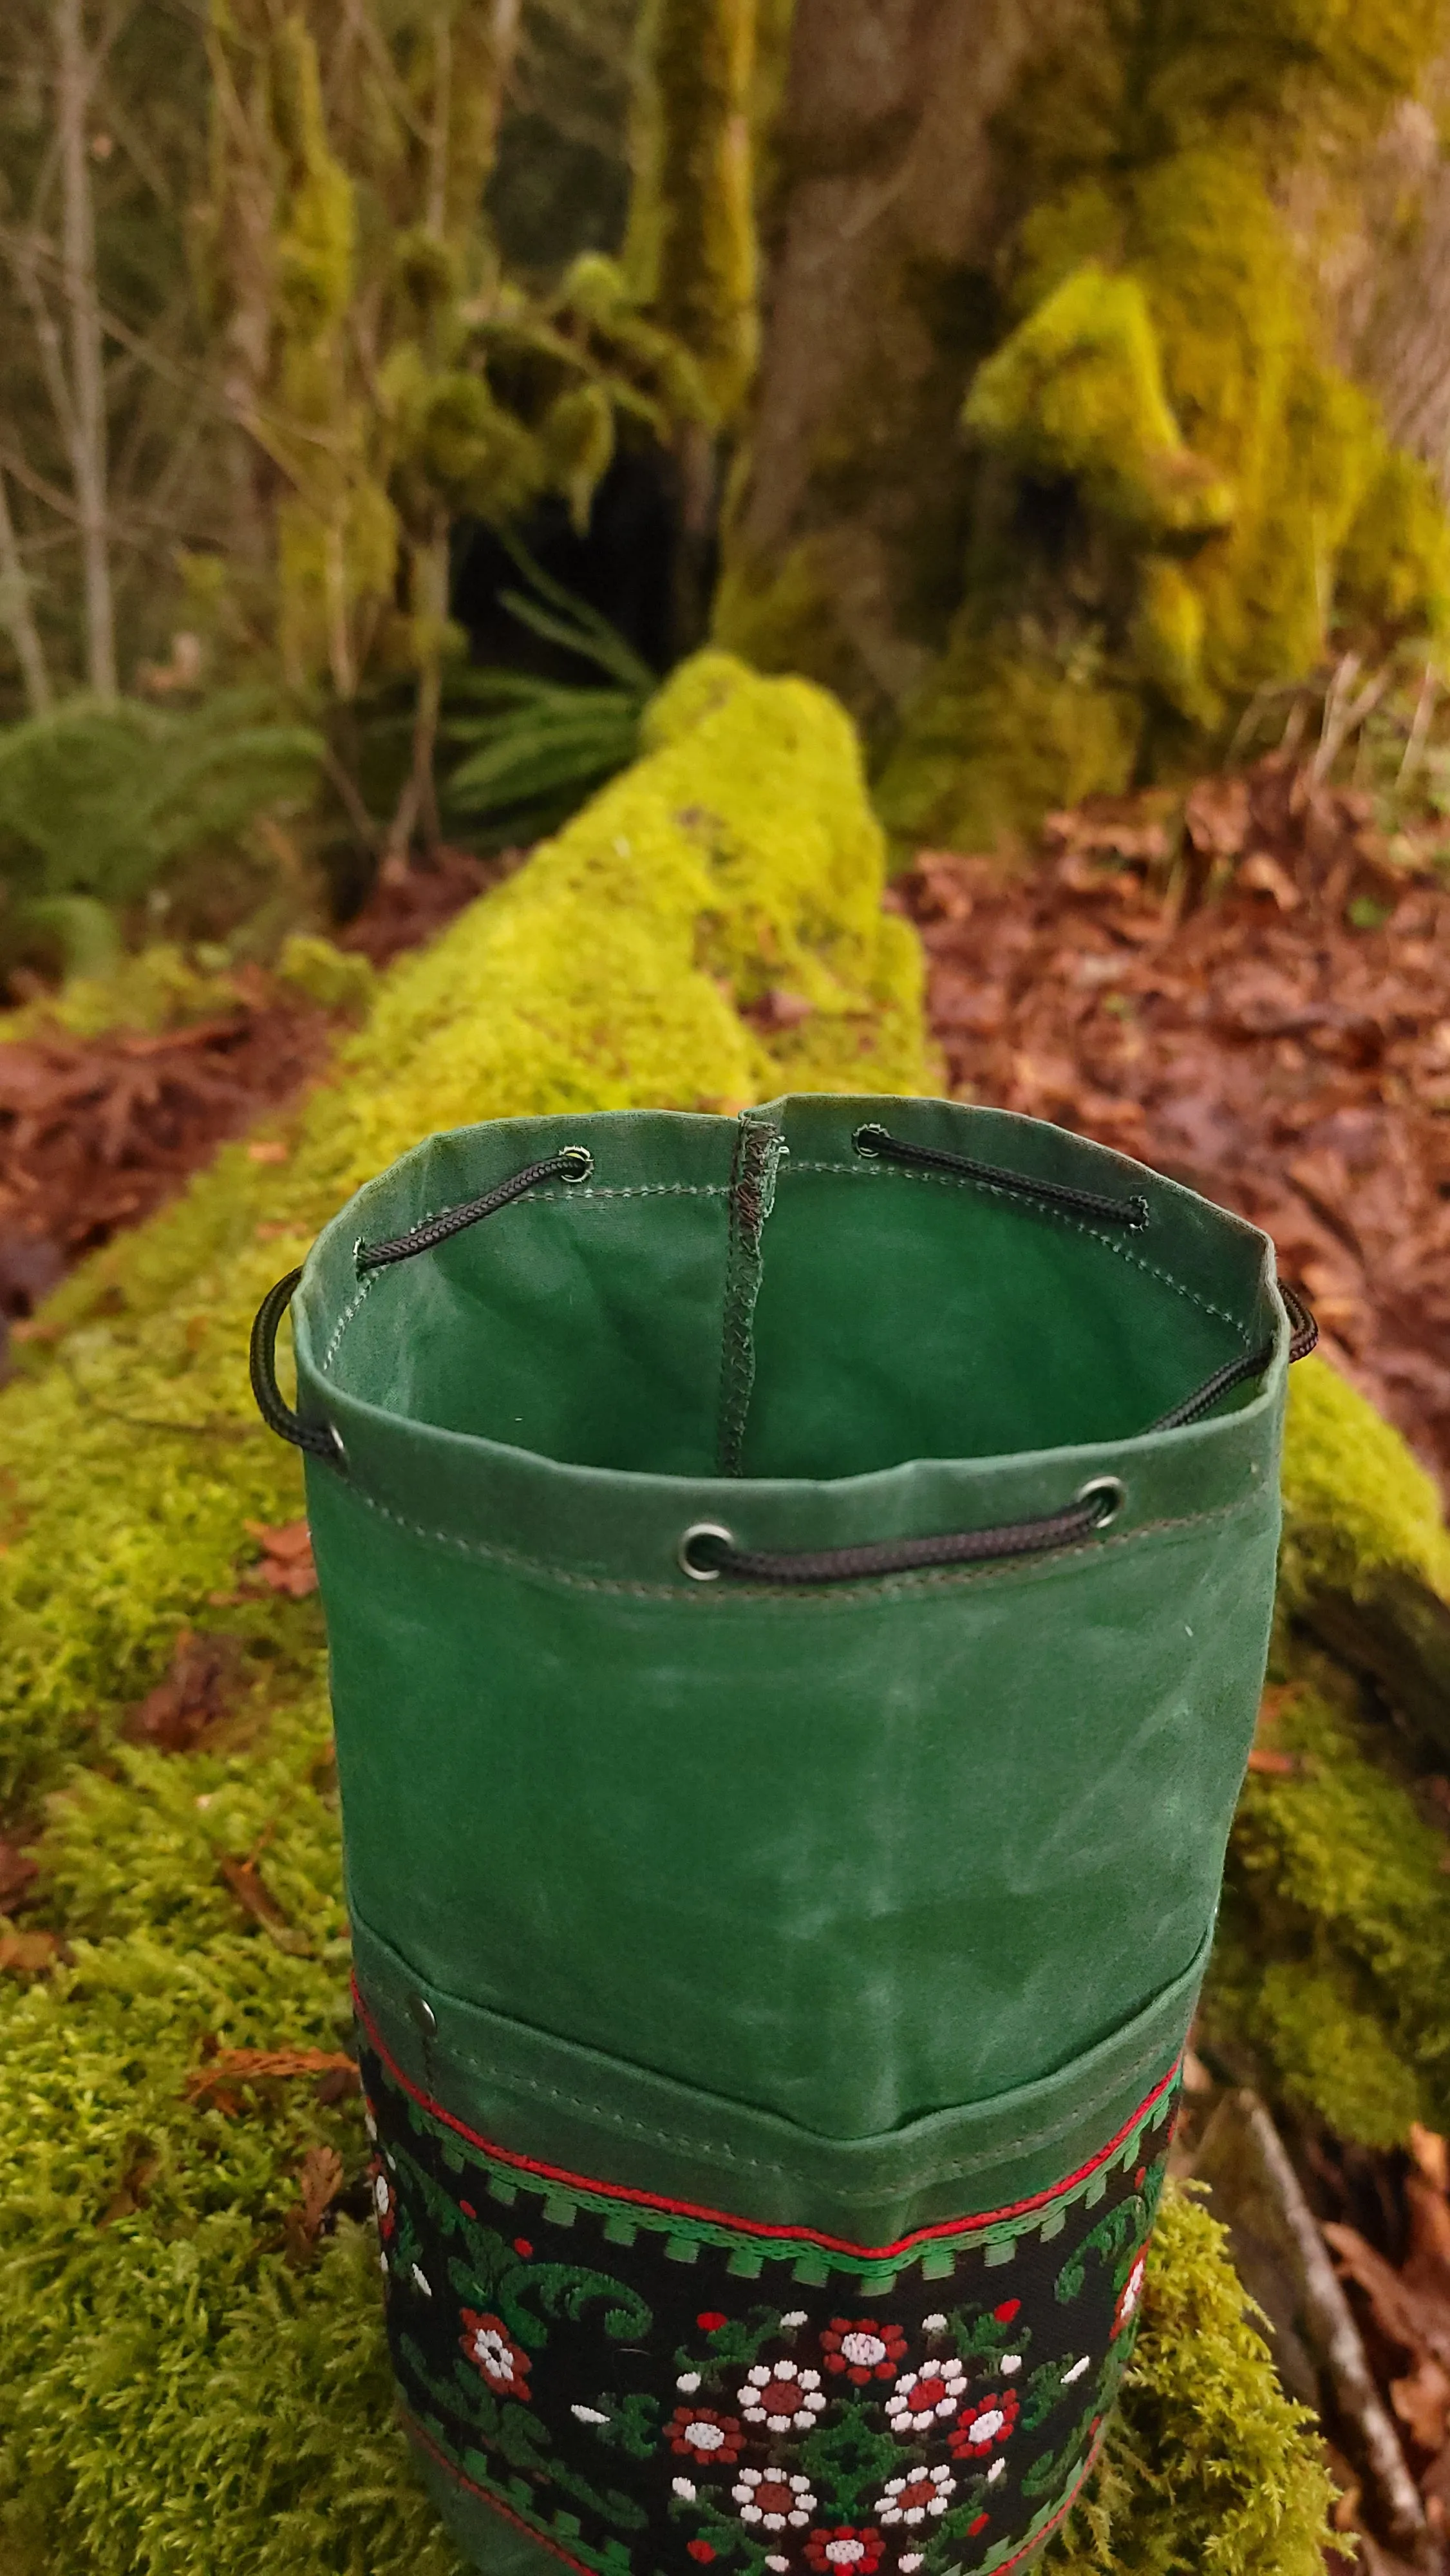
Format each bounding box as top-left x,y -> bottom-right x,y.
715,1112 -> 786,1477
391,2074 -> 1178,2286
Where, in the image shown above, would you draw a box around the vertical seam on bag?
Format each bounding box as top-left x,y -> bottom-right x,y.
715,1113 -> 787,1476
787,1157 -> 1255,1345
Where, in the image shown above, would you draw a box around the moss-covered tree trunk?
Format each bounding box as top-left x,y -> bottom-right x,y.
714,0 -> 1450,851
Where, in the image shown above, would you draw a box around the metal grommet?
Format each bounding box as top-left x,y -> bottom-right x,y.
1076,1474 -> 1126,1529
560,1145 -> 593,1182
411,1996 -> 437,2035
679,1522 -> 734,1581
326,1424 -> 347,1468
852,1122 -> 889,1158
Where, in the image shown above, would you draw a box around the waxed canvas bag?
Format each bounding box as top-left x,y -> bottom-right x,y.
250,1093 -> 1314,2576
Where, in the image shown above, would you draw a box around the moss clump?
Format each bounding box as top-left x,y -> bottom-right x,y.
1207,1655 -> 1450,2145
625,0 -> 760,420
1278,1352 -> 1450,1605
1048,2191 -> 1336,2575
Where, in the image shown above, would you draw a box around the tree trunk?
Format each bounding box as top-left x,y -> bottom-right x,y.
55,0 -> 117,699
717,0 -> 1450,853
715,0 -> 1046,739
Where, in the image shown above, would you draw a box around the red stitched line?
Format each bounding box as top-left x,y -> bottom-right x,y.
402,2403 -> 1104,2576
354,1980 -> 1177,2261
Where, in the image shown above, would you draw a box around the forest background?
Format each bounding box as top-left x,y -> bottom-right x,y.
8,4 -> 1450,2573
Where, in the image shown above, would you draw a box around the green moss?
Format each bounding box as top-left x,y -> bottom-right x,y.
1338,444 -> 1450,636
876,632 -> 1143,856
1206,1656 -> 1450,2145
1278,1352 -> 1450,1604
1048,2191 -> 1336,2575
625,0 -> 759,420
962,267 -> 1235,546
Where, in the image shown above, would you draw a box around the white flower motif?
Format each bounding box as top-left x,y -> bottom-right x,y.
876,2465 -> 955,2526
766,2559 -> 791,2573
780,2310 -> 809,2329
676,2371 -> 702,2393
920,2313 -> 947,2334
987,2459 -> 1006,2486
885,2356 -> 966,2434
410,2264 -> 433,2298
737,2361 -> 825,2430
899,2557 -> 923,2573
572,2406 -> 610,2425
364,2110 -> 378,2141
731,2468 -> 817,2531
372,2174 -> 391,2222
1063,2354 -> 1091,2385
672,2478 -> 697,2502
377,2249 -> 388,2273
466,2322 -> 523,2386
1001,2353 -> 1022,2376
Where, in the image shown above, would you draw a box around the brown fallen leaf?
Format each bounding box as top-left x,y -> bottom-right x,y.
98,2135 -> 159,2228
0,1837 -> 39,1911
184,2045 -> 357,2108
124,1629 -> 240,1753
0,1927 -> 65,1972
1324,2221 -> 1450,2371
1389,2354 -> 1450,2454
246,1139 -> 288,1164
1411,2125 -> 1450,2195
1247,1745 -> 1300,1776
216,1852 -> 312,1954
283,2143 -> 345,2268
241,1517 -> 317,1598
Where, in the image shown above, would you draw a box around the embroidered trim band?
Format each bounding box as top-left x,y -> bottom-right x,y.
359,2001 -> 1175,2576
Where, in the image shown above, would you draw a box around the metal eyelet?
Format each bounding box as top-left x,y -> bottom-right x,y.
679,1522 -> 734,1581
1076,1474 -> 1126,1528
852,1123 -> 889,1158
325,1424 -> 347,1468
560,1146 -> 593,1182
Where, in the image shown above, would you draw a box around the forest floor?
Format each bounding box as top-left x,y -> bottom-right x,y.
5,775 -> 1450,2564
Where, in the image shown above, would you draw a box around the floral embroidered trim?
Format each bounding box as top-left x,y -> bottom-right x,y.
353,1980 -> 1179,2273
361,2017 -> 1170,2576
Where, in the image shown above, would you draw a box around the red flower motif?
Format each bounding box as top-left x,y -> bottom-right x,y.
513,2239 -> 534,2259
967,2514 -> 990,2538
668,2407 -> 744,2465
820,2318 -> 908,2385
805,2528 -> 884,2574
458,2309 -> 532,2401
697,2311 -> 728,2333
369,2159 -> 396,2242
1112,2250 -> 1148,2338
992,2300 -> 1020,2325
948,2389 -> 1019,2459
687,2546 -> 716,2565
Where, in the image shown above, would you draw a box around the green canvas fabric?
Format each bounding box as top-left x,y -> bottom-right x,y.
263,1092 -> 1290,2576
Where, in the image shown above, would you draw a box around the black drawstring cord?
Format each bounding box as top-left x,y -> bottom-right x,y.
248,1146 -> 592,1459
248,1135 -> 1317,1585
853,1122 -> 1150,1232
354,1147 -> 592,1273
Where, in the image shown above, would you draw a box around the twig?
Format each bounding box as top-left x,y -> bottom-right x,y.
1398,661 -> 1442,791
1198,2090 -> 1429,2557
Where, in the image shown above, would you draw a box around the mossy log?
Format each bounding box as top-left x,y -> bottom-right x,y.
0,659 -> 1335,2573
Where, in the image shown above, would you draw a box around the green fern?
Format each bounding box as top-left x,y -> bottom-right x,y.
0,692 -> 323,937
444,548 -> 655,846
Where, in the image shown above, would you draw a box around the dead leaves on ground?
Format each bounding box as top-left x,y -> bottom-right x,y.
209,1519 -> 317,1607
905,752 -> 1450,1499
1326,2124 -> 1450,2541
184,2045 -> 358,2114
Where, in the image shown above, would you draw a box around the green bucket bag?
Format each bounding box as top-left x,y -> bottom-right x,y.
250,1093 -> 1313,2576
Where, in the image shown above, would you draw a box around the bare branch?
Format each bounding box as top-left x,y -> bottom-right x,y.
0,464 -> 54,713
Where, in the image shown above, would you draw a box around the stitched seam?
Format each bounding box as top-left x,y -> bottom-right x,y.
788,1157 -> 1254,1346
331,1477 -> 1260,1602
321,1267 -> 377,1373
355,1980 -> 1184,2216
